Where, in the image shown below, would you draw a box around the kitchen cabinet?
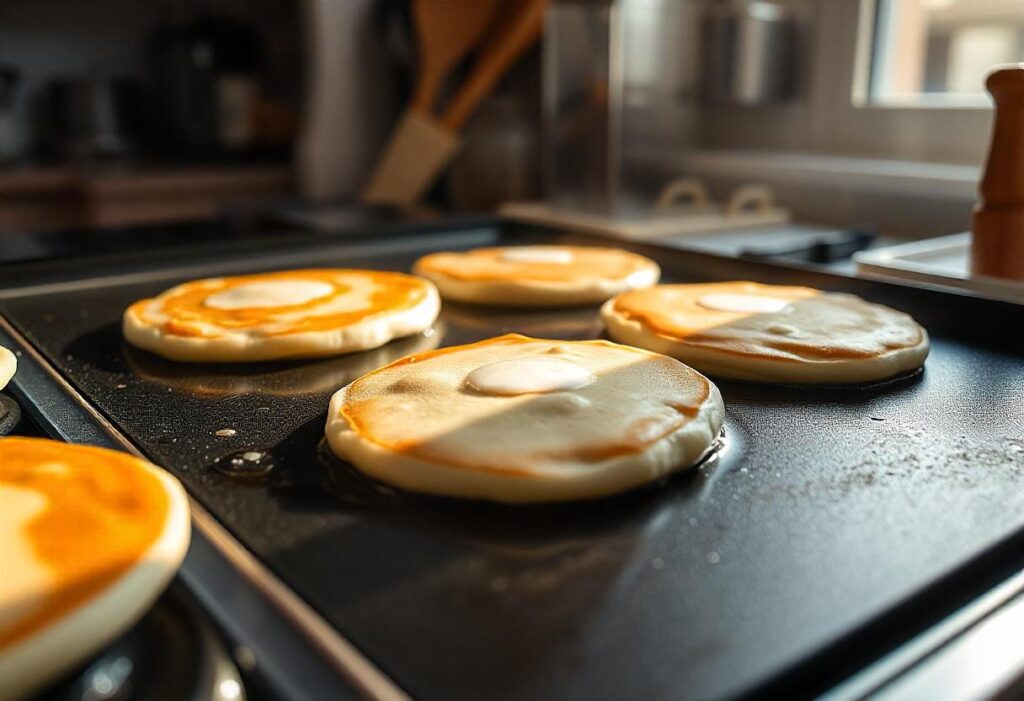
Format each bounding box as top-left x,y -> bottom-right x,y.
0,165 -> 293,232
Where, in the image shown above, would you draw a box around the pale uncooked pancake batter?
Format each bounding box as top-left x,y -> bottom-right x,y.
325,334 -> 724,503
413,245 -> 660,306
0,438 -> 190,701
124,269 -> 440,362
602,281 -> 930,384
0,346 -> 14,390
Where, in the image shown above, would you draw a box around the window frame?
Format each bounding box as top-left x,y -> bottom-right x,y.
855,0 -> 999,109
811,0 -> 994,165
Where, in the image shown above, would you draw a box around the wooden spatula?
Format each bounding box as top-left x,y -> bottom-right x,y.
362,0 -> 546,207
362,0 -> 499,207
410,0 -> 501,116
442,0 -> 547,131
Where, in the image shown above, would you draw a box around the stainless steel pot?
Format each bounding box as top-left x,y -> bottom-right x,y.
702,0 -> 797,105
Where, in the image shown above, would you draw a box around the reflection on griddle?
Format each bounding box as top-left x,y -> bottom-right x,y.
316,426 -> 731,535
124,324 -> 445,397
441,303 -> 606,340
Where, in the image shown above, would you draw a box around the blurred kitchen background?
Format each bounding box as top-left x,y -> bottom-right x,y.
0,0 -> 1021,261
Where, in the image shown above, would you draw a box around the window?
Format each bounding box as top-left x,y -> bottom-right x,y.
868,0 -> 1024,105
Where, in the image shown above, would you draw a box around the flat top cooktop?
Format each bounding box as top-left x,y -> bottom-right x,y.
2,225 -> 1023,699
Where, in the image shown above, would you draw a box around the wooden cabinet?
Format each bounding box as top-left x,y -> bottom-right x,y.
0,165 -> 294,232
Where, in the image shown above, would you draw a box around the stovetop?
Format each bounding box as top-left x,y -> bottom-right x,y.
3,217 -> 1023,700
39,585 -> 243,701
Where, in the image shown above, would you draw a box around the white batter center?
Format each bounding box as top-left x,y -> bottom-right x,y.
499,248 -> 574,265
465,357 -> 596,396
697,293 -> 792,314
205,280 -> 335,310
0,346 -> 15,389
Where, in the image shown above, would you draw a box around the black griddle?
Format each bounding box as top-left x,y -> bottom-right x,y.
2,223 -> 1023,700
41,584 -> 242,701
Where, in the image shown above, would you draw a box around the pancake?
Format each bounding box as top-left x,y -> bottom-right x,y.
413,245 -> 660,306
602,281 -> 930,384
125,323 -> 443,398
0,346 -> 14,390
325,334 -> 724,503
124,269 -> 440,362
0,438 -> 190,701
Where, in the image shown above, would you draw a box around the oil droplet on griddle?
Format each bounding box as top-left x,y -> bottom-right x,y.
212,449 -> 274,482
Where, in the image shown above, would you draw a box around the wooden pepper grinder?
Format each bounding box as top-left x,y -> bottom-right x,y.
971,65 -> 1024,280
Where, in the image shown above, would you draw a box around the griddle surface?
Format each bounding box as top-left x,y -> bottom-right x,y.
3,227 -> 1023,699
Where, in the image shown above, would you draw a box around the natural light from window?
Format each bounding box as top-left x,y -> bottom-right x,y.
870,0 -> 1024,105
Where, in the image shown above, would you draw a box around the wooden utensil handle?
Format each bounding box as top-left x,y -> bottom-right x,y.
970,65 -> 1024,280
441,0 -> 546,131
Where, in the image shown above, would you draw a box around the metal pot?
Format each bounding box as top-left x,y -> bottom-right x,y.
701,0 -> 797,105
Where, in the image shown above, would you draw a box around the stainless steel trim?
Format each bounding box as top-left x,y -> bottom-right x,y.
0,228 -> 497,300
0,314 -> 411,701
870,586 -> 1024,700
822,570 -> 1024,701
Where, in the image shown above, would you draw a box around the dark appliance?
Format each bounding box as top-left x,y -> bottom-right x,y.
146,16 -> 264,158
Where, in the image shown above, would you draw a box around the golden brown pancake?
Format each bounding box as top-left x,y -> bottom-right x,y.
124,269 -> 440,362
325,334 -> 724,503
602,281 -> 929,384
413,246 -> 659,306
0,438 -> 189,700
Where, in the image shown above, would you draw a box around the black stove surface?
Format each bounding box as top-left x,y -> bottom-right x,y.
38,585 -> 243,701
2,225 -> 1023,699
0,392 -> 20,436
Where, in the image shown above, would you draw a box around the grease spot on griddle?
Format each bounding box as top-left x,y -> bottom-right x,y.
212,449 -> 275,483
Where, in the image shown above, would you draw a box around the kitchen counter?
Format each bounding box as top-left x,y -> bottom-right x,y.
0,164 -> 294,232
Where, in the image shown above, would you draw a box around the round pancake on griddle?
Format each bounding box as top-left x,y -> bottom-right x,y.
0,346 -> 15,390
0,438 -> 190,700
325,334 -> 724,503
413,245 -> 660,307
602,281 -> 929,384
126,323 -> 443,398
124,269 -> 440,362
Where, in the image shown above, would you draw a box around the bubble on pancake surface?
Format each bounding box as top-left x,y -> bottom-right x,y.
465,356 -> 596,396
697,292 -> 792,314
204,280 -> 334,309
498,247 -> 574,264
